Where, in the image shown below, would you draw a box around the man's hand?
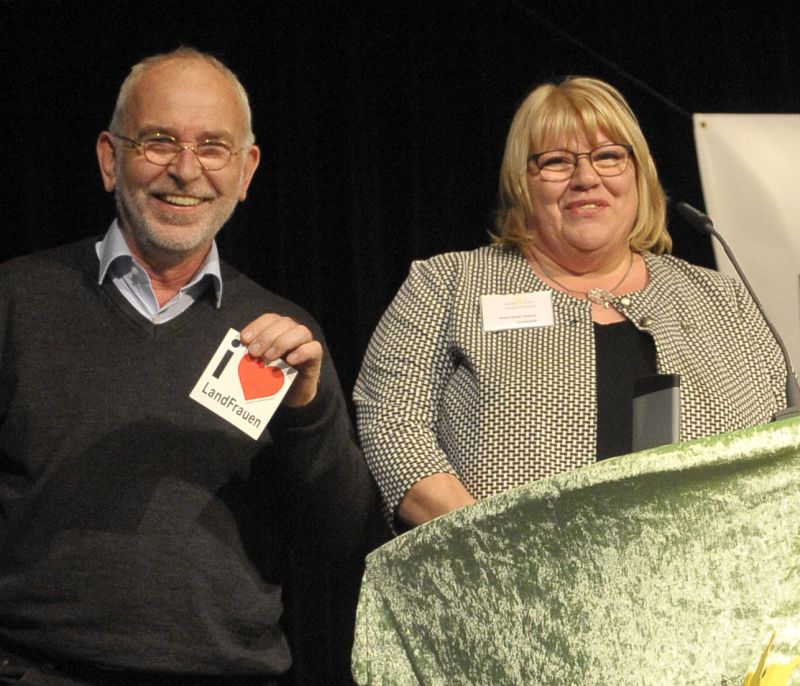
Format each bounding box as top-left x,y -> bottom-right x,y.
240,314 -> 322,407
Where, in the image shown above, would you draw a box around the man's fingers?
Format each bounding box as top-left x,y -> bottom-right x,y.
241,316 -> 310,359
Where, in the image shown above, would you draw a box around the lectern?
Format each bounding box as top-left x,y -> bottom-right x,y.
353,418 -> 800,685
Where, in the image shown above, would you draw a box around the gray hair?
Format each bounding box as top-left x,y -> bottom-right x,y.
108,46 -> 255,147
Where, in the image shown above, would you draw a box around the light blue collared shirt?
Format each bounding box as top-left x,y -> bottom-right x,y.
96,220 -> 223,324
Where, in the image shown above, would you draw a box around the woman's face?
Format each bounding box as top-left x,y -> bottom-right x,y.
525,129 -> 638,266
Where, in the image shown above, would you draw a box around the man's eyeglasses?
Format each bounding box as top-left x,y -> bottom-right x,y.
112,133 -> 242,171
529,143 -> 634,182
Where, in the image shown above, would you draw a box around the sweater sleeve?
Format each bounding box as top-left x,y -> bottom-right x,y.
353,256 -> 462,523
268,339 -> 378,557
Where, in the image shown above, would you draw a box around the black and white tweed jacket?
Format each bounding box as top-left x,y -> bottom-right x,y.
354,244 -> 787,519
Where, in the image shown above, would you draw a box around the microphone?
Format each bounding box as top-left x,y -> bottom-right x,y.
632,373 -> 681,452
675,201 -> 800,420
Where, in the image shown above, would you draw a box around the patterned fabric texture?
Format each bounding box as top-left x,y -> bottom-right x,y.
352,417 -> 800,685
354,245 -> 787,522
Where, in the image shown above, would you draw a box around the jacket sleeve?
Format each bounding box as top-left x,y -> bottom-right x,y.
353,256 -> 462,523
731,275 -> 792,415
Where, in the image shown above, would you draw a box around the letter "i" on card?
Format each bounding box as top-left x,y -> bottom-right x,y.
212,338 -> 242,379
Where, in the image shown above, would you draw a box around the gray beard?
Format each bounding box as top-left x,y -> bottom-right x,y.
113,188 -> 232,264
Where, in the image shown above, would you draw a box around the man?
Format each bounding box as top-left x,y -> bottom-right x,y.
0,48 -> 373,684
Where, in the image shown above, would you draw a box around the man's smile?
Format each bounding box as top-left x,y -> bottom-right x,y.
153,193 -> 207,207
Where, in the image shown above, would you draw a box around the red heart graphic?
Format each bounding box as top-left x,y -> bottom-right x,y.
238,355 -> 285,400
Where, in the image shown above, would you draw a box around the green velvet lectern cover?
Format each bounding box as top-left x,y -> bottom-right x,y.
353,418 -> 800,685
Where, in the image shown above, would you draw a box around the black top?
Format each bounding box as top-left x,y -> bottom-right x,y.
594,320 -> 657,460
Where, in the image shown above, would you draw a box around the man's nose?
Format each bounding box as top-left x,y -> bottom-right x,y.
167,147 -> 204,182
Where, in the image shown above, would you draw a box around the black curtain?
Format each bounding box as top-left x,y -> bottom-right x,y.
3,1 -> 800,683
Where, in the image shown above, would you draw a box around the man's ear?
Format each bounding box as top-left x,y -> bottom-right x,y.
237,144 -> 261,201
96,131 -> 119,192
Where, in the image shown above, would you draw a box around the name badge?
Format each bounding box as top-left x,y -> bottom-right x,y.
480,292 -> 554,332
190,328 -> 297,439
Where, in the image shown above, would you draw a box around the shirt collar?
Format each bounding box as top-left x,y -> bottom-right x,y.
95,219 -> 223,308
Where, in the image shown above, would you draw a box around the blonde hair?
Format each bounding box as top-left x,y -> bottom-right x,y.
108,46 -> 255,147
494,76 -> 670,254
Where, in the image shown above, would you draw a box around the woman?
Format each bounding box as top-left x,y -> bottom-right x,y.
354,76 -> 787,530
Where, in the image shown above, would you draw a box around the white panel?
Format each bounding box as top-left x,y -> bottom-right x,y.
693,113 -> 800,371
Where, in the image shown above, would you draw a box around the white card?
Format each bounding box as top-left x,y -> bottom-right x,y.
480,292 -> 554,332
189,328 -> 297,439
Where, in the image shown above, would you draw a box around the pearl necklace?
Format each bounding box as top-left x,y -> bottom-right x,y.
531,251 -> 634,309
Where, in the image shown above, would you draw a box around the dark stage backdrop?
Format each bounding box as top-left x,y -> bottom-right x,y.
3,1 -> 799,683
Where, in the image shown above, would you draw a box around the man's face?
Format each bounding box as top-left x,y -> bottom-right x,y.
97,58 -> 260,263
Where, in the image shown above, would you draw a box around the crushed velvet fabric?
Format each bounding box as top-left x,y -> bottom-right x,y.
353,418 -> 800,685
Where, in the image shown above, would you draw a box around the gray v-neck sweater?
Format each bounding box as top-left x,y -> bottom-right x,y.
0,238 -> 372,677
